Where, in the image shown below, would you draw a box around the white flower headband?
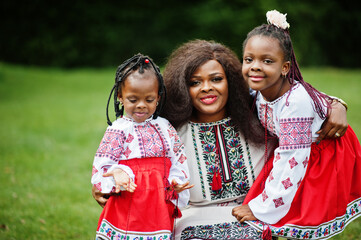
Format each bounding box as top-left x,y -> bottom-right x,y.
266,10 -> 290,30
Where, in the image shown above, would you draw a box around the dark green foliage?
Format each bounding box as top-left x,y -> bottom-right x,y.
1,0 -> 360,68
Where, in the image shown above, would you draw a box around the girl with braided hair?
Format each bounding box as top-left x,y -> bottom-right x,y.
91,54 -> 193,240
232,10 -> 361,239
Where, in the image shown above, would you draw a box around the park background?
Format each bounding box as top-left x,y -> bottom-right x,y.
1,0 -> 360,239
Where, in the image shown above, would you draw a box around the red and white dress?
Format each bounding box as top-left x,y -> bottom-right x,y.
91,116 -> 190,240
244,83 -> 361,239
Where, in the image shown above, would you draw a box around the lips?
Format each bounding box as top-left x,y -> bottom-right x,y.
200,95 -> 217,104
249,75 -> 264,82
134,112 -> 147,118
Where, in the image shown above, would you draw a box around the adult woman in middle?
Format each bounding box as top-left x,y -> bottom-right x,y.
161,39 -> 348,239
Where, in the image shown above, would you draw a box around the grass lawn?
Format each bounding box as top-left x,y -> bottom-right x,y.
0,63 -> 360,239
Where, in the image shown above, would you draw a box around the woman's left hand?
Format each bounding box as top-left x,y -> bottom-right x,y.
232,204 -> 257,223
316,100 -> 348,142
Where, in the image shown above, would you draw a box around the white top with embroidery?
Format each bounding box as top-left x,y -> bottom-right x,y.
177,118 -> 269,206
248,82 -> 327,224
91,116 -> 190,208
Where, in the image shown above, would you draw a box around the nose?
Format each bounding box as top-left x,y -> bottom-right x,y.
136,100 -> 146,108
250,60 -> 261,72
201,80 -> 213,92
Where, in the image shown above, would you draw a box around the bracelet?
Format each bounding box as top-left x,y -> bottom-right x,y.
333,98 -> 348,111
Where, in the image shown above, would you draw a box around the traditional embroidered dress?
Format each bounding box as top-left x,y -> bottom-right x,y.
91,116 -> 190,240
244,82 -> 361,239
174,118 -> 273,240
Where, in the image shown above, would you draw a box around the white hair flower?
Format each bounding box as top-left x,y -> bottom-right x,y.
266,10 -> 290,29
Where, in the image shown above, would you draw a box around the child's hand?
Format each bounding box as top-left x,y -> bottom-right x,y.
232,204 -> 257,223
103,168 -> 137,193
171,179 -> 194,194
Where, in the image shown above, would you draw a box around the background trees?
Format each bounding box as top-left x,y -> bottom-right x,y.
1,0 -> 360,68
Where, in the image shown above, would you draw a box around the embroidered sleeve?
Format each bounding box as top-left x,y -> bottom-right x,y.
249,99 -> 315,224
91,128 -> 134,193
166,122 -> 190,208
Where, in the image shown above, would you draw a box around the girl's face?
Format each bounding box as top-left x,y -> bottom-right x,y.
242,35 -> 290,101
119,70 -> 160,123
189,60 -> 228,123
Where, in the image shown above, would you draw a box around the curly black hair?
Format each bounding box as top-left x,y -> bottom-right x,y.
161,39 -> 264,144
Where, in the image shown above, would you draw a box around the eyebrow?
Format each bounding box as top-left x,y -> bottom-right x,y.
191,72 -> 224,78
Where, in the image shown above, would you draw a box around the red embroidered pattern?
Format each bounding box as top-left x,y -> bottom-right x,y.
279,117 -> 313,150
125,133 -> 134,143
274,153 -> 281,162
96,129 -> 126,160
302,157 -> 309,168
273,197 -> 285,208
178,154 -> 186,164
136,124 -> 169,157
281,177 -> 293,190
92,166 -> 98,176
95,182 -> 102,192
288,157 -> 298,169
268,171 -> 274,182
262,190 -> 268,202
259,104 -> 276,135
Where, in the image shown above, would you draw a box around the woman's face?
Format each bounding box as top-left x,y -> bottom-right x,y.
188,60 -> 228,123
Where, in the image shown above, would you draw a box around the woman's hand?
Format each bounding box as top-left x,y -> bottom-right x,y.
103,168 -> 137,193
232,204 -> 257,223
316,100 -> 348,142
92,185 -> 109,208
171,179 -> 194,193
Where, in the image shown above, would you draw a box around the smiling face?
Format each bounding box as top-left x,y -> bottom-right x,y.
119,70 -> 160,123
242,35 -> 290,101
188,60 -> 228,123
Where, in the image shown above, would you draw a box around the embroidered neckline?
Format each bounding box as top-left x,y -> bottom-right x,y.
259,82 -> 300,105
189,117 -> 231,127
121,115 -> 153,125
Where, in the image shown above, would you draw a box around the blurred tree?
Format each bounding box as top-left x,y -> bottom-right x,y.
1,0 -> 360,68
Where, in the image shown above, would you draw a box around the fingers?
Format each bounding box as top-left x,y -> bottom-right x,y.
97,196 -> 108,208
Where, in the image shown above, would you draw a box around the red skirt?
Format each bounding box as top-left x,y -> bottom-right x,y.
244,126 -> 361,239
96,157 -> 176,240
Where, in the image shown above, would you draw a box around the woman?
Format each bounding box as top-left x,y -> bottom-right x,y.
92,40 -> 348,240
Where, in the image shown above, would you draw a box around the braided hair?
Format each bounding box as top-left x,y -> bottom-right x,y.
106,53 -> 166,125
243,24 -> 331,119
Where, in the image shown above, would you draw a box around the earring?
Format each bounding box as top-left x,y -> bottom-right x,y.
119,101 -> 123,107
156,102 -> 159,106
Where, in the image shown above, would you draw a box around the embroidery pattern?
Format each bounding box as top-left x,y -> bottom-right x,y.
196,119 -> 251,200
248,198 -> 361,239
97,219 -> 171,240
259,103 -> 276,135
96,129 -> 126,160
181,221 -> 262,240
279,117 -> 313,150
135,123 -> 170,157
191,124 -> 206,199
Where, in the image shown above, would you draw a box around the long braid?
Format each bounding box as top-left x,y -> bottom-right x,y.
105,53 -> 166,125
243,24 -> 331,119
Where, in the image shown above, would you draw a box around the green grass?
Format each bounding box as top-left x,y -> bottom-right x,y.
0,63 -> 360,239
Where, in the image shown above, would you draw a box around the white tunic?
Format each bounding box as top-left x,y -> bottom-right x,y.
248,82 -> 326,224
91,116 -> 190,207
174,118 -> 269,239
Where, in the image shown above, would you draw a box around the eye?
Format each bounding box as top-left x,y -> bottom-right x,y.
189,80 -> 200,86
244,57 -> 253,63
264,59 -> 273,64
212,76 -> 223,82
146,98 -> 155,103
128,98 -> 137,103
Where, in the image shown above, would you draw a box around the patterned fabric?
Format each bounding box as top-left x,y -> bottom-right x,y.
247,198 -> 361,239
174,118 -> 267,240
181,221 -> 262,240
279,117 -> 313,150
249,83 -> 326,224
91,116 -> 189,207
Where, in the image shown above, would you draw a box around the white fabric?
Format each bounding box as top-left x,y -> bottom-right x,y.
249,83 -> 327,224
91,116 -> 190,208
174,118 -> 268,239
